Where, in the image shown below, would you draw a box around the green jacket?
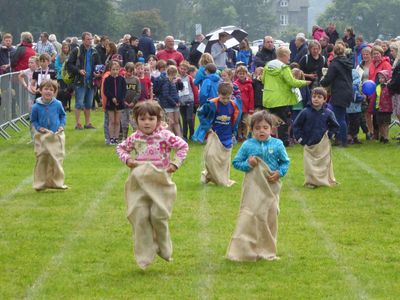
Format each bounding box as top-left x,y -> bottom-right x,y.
262,59 -> 307,108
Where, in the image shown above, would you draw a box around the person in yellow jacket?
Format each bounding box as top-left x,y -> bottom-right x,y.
262,46 -> 311,146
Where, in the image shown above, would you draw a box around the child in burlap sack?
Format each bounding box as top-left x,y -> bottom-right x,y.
192,82 -> 241,186
293,87 -> 339,188
228,110 -> 289,261
116,100 -> 188,269
30,80 -> 67,191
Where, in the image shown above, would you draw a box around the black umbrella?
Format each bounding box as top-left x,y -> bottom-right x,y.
197,25 -> 248,53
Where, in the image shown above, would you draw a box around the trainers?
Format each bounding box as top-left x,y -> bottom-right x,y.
84,123 -> 95,129
75,124 -> 83,130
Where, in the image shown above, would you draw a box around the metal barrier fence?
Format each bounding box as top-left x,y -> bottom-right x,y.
0,71 -> 30,139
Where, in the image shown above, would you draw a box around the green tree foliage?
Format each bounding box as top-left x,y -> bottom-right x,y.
0,0 -> 114,40
123,9 -> 168,41
318,0 -> 400,41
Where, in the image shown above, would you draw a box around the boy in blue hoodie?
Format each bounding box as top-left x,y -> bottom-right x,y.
193,82 -> 241,186
347,69 -> 366,144
293,87 -> 339,188
199,63 -> 220,106
30,80 -> 67,191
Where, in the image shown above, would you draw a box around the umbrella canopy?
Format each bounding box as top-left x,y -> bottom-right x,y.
197,26 -> 248,53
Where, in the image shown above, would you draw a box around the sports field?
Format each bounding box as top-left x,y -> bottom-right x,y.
1,110 -> 399,299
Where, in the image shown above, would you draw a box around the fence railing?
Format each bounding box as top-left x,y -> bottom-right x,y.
0,71 -> 31,139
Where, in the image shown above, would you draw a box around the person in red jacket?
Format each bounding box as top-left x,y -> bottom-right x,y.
234,65 -> 254,141
367,45 -> 392,139
11,32 -> 36,72
156,36 -> 184,66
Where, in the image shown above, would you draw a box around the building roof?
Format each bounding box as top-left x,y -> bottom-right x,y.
288,0 -> 309,11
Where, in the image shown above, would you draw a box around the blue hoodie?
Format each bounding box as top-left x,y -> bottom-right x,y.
232,137 -> 290,177
293,104 -> 339,146
199,73 -> 220,105
347,69 -> 365,114
31,97 -> 66,133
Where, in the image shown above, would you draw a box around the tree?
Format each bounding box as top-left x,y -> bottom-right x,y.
123,9 -> 168,41
318,0 -> 400,41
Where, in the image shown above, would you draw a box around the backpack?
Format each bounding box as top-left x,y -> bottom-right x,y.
61,47 -> 80,85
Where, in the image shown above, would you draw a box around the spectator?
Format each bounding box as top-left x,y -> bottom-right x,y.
156,36 -> 184,66
312,25 -> 327,41
67,32 -> 100,130
49,34 -> 62,54
320,43 -> 353,147
319,35 -> 330,59
354,35 -> 368,67
11,31 -> 36,72
177,42 -> 190,60
210,32 -> 229,70
118,34 -> 133,66
254,36 -> 276,68
299,40 -> 326,88
262,47 -> 310,146
138,27 -> 156,61
95,35 -> 109,65
0,33 -> 16,74
325,22 -> 339,44
35,32 -> 57,61
236,38 -> 252,69
189,33 -> 205,66
342,26 -> 356,51
292,33 -> 308,63
105,42 -> 117,65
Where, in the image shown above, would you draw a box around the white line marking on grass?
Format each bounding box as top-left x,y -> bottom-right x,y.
24,167 -> 126,300
0,132 -> 95,205
341,151 -> 400,195
0,134 -> 30,157
287,180 -> 369,300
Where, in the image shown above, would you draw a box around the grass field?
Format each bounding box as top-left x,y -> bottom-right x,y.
1,110 -> 400,299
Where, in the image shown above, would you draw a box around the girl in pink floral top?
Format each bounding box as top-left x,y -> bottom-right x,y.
117,101 -> 188,171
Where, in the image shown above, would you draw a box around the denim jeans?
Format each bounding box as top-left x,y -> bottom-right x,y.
75,85 -> 94,110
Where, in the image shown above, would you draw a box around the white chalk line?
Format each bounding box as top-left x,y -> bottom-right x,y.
341,150 -> 400,195
287,179 -> 369,300
0,131 -> 96,205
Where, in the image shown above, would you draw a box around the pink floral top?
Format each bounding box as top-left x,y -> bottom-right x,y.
116,126 -> 189,169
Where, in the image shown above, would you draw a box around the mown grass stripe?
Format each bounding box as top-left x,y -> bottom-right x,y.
0,131 -> 96,205
341,150 -> 400,195
287,179 -> 369,300
24,167 -> 126,300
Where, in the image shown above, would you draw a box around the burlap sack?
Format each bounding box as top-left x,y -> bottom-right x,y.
227,158 -> 282,261
201,131 -> 235,187
33,131 -> 67,191
125,163 -> 177,269
303,133 -> 337,187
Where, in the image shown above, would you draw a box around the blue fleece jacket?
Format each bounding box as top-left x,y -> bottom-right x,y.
232,137 -> 290,177
31,97 -> 66,133
158,78 -> 179,109
293,104 -> 339,146
199,73 -> 220,105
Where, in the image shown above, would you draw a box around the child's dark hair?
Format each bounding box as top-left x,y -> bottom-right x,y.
205,63 -> 217,74
250,110 -> 278,129
133,100 -> 163,123
166,59 -> 177,66
218,82 -> 233,95
312,87 -> 328,99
